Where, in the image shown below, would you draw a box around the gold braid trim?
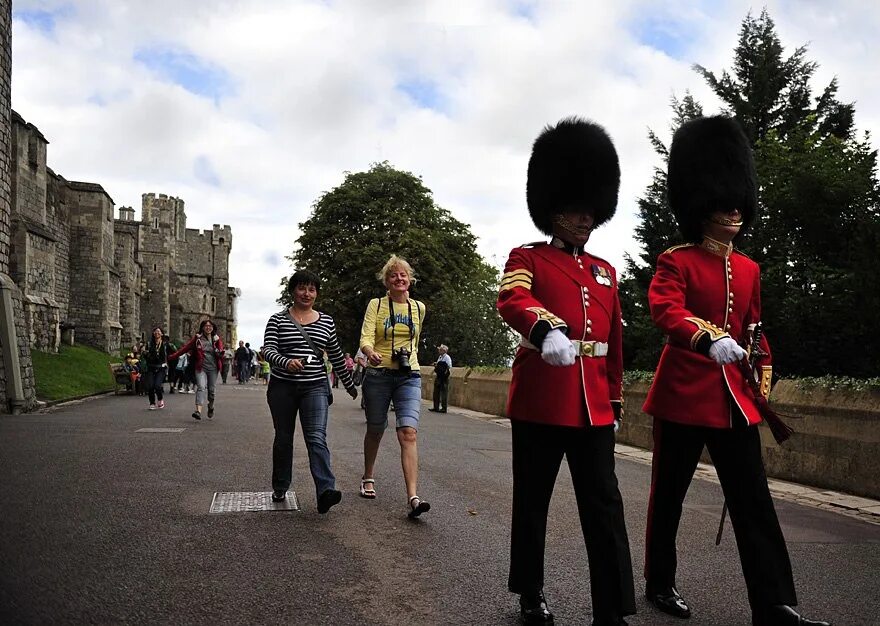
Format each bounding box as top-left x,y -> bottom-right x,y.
685,317 -> 729,350
526,307 -> 566,329
760,365 -> 772,400
499,269 -> 534,292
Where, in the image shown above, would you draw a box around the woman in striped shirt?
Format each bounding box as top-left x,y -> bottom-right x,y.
262,269 -> 357,514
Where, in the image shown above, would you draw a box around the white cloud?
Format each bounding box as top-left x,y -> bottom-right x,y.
11,0 -> 880,346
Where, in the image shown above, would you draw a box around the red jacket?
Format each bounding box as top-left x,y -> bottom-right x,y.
497,242 -> 623,428
643,240 -> 772,428
170,334 -> 225,373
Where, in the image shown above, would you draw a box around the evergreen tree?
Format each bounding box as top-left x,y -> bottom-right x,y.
280,162 -> 516,367
622,9 -> 880,377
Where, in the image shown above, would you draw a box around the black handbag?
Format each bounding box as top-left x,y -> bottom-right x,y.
287,312 -> 333,405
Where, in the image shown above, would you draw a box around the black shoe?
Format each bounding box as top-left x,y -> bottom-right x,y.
440,408 -> 447,413
191,411 -> 201,420
428,408 -> 440,412
271,490 -> 286,502
317,489 -> 342,514
207,407 -> 214,418
646,585 -> 691,619
519,592 -> 554,624
752,605 -> 831,626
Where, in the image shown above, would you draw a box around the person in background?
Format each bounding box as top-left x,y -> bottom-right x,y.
496,117 -> 635,625
262,269 -> 357,513
235,340 -> 250,384
260,354 -> 270,384
359,255 -> 430,519
123,352 -> 141,394
221,345 -> 234,384
170,319 -> 224,420
428,344 -> 452,413
166,339 -> 179,394
143,325 -> 171,410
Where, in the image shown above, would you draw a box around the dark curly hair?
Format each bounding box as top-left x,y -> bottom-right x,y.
288,269 -> 321,294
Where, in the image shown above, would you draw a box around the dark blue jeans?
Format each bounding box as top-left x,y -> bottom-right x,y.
144,367 -> 166,405
267,378 -> 334,498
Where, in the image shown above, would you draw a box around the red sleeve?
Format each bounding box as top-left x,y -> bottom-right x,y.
169,335 -> 196,361
648,252 -> 730,353
496,247 -> 568,348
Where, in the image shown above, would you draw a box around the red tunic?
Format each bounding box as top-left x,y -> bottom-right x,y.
643,240 -> 773,428
497,242 -> 623,427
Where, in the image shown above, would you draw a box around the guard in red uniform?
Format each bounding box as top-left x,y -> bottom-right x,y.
643,115 -> 830,626
497,118 -> 635,626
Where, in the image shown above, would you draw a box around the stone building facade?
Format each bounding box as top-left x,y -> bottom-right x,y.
7,109 -> 238,361
0,0 -> 37,413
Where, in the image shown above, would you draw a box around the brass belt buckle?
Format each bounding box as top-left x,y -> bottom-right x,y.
581,341 -> 594,357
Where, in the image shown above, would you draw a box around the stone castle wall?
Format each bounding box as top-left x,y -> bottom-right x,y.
0,0 -> 37,413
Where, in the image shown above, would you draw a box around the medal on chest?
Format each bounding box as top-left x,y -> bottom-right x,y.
591,264 -> 612,287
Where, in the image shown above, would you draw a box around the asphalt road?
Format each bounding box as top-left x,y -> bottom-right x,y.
1,382 -> 878,625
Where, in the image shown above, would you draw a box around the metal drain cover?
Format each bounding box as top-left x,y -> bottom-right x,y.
209,491 -> 300,513
136,428 -> 186,433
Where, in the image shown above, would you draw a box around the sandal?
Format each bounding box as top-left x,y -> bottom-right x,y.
359,478 -> 376,499
408,495 -> 431,519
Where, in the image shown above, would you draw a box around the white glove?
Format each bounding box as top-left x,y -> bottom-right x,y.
708,337 -> 747,365
613,419 -> 621,433
541,329 -> 576,367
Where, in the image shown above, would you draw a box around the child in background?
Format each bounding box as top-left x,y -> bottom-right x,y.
260,358 -> 270,384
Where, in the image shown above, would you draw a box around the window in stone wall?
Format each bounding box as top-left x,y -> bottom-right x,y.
28,134 -> 39,167
211,297 -> 216,313
203,294 -> 207,310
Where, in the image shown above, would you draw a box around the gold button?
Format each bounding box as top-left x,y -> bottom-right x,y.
729,292 -> 734,297
585,293 -> 590,299
728,307 -> 733,312
586,327 -> 592,334
725,324 -> 731,330
585,301 -> 591,307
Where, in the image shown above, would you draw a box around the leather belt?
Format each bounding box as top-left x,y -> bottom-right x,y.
520,338 -> 609,357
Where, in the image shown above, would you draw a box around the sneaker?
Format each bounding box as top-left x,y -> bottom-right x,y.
148,404 -> 157,410
192,411 -> 201,420
157,400 -> 165,409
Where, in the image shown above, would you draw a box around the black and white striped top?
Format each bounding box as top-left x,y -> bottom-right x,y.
262,310 -> 354,387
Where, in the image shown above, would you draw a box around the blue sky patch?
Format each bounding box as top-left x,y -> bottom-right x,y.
13,5 -> 73,35
397,78 -> 445,112
631,15 -> 693,59
510,0 -> 537,22
134,46 -> 234,101
193,155 -> 221,188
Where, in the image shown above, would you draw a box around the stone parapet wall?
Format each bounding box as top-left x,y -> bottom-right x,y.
421,369 -> 880,499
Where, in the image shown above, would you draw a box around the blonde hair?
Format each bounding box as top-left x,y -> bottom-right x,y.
377,254 -> 416,285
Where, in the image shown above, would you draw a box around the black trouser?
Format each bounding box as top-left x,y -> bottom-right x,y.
143,367 -> 166,404
509,420 -> 636,620
432,376 -> 449,410
645,418 -> 797,609
221,361 -> 229,383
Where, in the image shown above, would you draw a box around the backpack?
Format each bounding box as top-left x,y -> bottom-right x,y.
434,359 -> 450,380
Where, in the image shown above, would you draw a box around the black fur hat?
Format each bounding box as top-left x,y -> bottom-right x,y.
526,117 -> 620,235
667,115 -> 757,243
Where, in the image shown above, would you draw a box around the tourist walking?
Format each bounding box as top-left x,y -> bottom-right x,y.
359,255 -> 430,519
262,269 -> 356,513
428,344 -> 452,413
170,319 -> 224,420
143,326 -> 171,410
235,340 -> 250,383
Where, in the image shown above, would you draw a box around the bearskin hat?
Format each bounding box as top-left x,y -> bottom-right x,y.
526,117 -> 620,235
667,115 -> 757,243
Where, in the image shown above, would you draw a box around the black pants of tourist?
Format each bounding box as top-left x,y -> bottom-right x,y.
144,367 -> 166,405
432,377 -> 449,411
509,420 -> 636,620
221,361 -> 229,383
645,418 -> 797,609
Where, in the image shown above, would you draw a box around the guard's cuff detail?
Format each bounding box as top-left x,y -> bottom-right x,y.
499,269 -> 534,292
686,317 -> 730,351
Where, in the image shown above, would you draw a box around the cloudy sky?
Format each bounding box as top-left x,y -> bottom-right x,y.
12,0 -> 879,346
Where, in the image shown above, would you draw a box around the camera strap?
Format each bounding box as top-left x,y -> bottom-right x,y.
387,296 -> 415,354
286,310 -> 323,362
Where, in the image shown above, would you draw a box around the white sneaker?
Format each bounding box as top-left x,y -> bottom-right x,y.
149,404 -> 157,410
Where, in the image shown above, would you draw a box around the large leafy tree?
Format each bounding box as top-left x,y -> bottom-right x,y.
621,9 -> 880,377
281,162 -> 516,366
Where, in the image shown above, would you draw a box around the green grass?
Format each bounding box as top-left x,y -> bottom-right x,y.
31,344 -> 117,401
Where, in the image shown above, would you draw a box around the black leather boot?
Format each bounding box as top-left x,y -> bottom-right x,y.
519,592 -> 554,624
752,604 -> 831,626
646,585 -> 691,619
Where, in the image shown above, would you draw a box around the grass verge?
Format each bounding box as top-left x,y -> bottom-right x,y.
32,344 -> 116,402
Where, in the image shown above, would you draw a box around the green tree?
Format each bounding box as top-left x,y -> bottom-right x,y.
280,162 -> 516,366
621,9 -> 880,377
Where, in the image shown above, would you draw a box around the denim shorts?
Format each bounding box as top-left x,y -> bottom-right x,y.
362,368 -> 422,433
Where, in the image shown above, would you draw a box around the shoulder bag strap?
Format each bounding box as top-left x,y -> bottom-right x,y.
286,311 -> 323,361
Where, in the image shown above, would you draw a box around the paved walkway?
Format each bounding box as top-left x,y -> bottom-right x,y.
2,383 -> 878,625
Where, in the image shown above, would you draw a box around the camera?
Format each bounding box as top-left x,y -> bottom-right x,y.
391,347 -> 412,373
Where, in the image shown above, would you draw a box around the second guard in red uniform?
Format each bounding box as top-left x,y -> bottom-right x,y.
498,118 -> 635,626
642,115 -> 830,626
